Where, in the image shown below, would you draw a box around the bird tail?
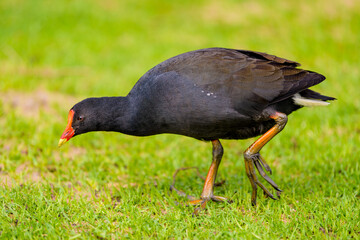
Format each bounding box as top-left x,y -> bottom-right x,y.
293,89 -> 336,107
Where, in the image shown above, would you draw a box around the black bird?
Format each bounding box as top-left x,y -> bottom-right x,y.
59,48 -> 335,211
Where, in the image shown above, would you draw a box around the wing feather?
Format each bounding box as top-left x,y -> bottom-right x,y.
134,48 -> 326,116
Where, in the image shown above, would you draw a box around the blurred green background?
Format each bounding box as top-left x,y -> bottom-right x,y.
0,0 -> 359,239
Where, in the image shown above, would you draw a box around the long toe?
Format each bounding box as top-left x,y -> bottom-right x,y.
245,154 -> 282,205
188,195 -> 230,215
253,154 -> 282,191
188,199 -> 204,205
211,195 -> 233,203
192,200 -> 208,216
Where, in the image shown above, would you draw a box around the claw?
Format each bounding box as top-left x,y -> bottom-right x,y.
249,159 -> 277,200
258,154 -> 272,174
253,156 -> 282,191
245,154 -> 281,205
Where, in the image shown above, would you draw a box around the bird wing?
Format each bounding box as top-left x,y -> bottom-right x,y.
151,48 -> 325,116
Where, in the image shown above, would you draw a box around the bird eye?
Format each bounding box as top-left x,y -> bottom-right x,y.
77,116 -> 84,121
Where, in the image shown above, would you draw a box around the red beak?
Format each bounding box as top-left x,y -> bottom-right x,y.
58,110 -> 75,147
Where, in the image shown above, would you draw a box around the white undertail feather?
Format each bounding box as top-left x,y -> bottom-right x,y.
293,93 -> 330,107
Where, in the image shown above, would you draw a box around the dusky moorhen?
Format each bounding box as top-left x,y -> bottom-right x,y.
59,48 -> 335,211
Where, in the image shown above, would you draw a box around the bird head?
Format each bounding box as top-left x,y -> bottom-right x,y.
58,98 -> 102,147
58,97 -> 130,147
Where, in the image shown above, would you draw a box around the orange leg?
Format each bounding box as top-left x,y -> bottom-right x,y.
189,139 -> 229,215
244,111 -> 288,206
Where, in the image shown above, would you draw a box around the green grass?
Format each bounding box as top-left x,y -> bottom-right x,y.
1,0 -> 359,238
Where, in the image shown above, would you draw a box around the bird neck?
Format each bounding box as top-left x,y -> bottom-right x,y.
93,96 -> 160,137
93,96 -> 133,134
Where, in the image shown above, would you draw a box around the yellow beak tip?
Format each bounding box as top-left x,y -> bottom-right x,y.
58,138 -> 68,147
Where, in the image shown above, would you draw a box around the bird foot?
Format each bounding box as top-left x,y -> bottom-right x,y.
169,167 -> 229,215
244,152 -> 282,206
188,196 -> 232,216
169,167 -> 225,201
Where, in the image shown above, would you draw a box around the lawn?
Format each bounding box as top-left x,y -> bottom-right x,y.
0,0 -> 359,239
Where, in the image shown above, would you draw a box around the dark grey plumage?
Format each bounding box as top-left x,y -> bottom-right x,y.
60,47 -> 335,210
68,48 -> 335,140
